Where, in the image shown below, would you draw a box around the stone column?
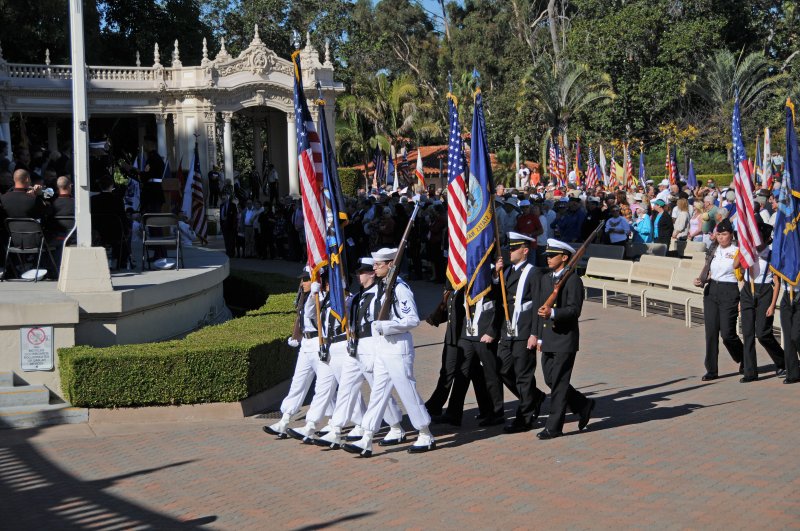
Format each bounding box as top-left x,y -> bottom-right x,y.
0,113 -> 11,160
137,118 -> 146,152
253,120 -> 263,178
223,112 -> 234,184
155,113 -> 168,160
47,119 -> 58,153
287,112 -> 298,195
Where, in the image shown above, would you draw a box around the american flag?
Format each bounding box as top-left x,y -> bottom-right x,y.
185,141 -> 207,240
446,93 -> 467,289
609,149 -> 617,184
624,142 -> 634,190
373,149 -> 385,189
292,52 -> 327,279
557,141 -> 567,187
666,143 -> 678,185
548,137 -> 558,184
415,148 -> 426,187
585,147 -> 598,189
731,95 -> 762,272
574,138 -> 582,187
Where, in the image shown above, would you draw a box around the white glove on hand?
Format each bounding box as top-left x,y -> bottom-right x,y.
287,337 -> 300,348
371,321 -> 385,336
310,282 -> 321,294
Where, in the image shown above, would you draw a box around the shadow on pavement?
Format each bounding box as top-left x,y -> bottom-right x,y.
291,511 -> 376,530
0,426 -> 215,529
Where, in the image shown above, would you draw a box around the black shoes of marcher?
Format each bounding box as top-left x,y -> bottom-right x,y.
776,369 -> 787,378
531,393 -> 546,425
431,414 -> 461,427
407,441 -> 437,453
478,414 -> 505,427
536,428 -> 563,440
701,373 -> 718,381
578,398 -> 596,431
739,376 -> 759,383
739,362 -> 744,375
475,412 -> 489,420
784,378 -> 800,384
503,421 -> 533,434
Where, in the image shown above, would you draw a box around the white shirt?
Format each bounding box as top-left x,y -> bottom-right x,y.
744,246 -> 774,285
537,214 -> 550,246
656,189 -> 670,203
709,244 -> 739,283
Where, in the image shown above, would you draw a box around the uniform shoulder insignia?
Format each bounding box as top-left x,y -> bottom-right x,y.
400,300 -> 411,314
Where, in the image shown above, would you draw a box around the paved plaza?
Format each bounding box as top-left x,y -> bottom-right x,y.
1,258 -> 799,529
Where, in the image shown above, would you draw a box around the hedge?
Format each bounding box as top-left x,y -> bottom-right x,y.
338,167 -> 363,197
59,272 -> 299,408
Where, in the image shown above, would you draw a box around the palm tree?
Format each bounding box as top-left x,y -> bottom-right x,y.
523,56 -> 614,172
688,49 -> 787,154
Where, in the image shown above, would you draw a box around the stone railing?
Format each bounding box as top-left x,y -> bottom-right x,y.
5,64 -> 173,82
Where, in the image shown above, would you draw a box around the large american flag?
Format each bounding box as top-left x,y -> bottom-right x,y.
624,143 -> 634,190
548,137 -> 558,184
557,141 -> 567,187
188,142 -> 207,239
731,96 -> 762,272
585,147 -> 598,189
666,143 -> 678,185
446,93 -> 467,289
292,52 -> 327,278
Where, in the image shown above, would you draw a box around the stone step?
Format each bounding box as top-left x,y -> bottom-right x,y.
0,385 -> 50,408
0,371 -> 12,387
0,403 -> 88,429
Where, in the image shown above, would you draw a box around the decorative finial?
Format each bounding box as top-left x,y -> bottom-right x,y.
291,30 -> 301,50
306,32 -> 312,49
45,48 -> 50,66
253,24 -> 262,45
219,36 -> 228,57
136,50 -> 141,67
324,38 -> 331,66
172,39 -> 181,67
202,38 -> 208,61
154,43 -> 161,66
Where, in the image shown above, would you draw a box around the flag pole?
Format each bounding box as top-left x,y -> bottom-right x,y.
491,190 -> 512,335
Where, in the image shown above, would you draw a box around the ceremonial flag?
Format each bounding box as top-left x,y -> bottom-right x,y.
182,141 -> 208,240
638,146 -> 646,185
770,100 -> 800,285
731,94 -> 762,272
585,147 -> 598,189
624,143 -> 634,189
317,98 -> 349,325
446,91 -> 467,289
574,138 -> 582,187
763,127 -> 772,190
666,143 -> 678,185
398,148 -> 410,185
614,160 -> 625,186
373,149 -> 385,189
557,141 -> 567,187
548,136 -> 558,183
466,79 -> 496,305
292,51 -> 327,279
415,148 -> 426,187
387,156 -> 395,187
687,159 -> 697,189
755,135 -> 762,185
598,144 -> 608,185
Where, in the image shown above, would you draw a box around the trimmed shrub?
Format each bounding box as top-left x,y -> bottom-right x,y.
59,272 -> 300,408
338,167 -> 363,196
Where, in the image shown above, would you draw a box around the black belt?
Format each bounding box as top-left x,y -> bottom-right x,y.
303,332 -> 318,339
327,333 -> 347,344
708,280 -> 738,286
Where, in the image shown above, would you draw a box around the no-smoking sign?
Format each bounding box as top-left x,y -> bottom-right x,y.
20,326 -> 54,372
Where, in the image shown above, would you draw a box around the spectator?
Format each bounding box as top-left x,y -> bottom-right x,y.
243,199 -> 257,258
632,203 -> 653,243
604,205 -> 631,246
652,199 -> 673,245
219,192 -> 238,258
688,203 -> 705,242
208,165 -> 222,208
672,198 -> 691,241
515,200 -> 543,243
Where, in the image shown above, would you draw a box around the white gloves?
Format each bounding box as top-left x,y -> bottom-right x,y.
310,282 -> 321,294
371,321 -> 385,336
287,337 -> 300,348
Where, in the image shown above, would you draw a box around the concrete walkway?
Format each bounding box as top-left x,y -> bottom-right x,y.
1,252 -> 798,529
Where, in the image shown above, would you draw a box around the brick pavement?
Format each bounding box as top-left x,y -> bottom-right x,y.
1,260 -> 799,529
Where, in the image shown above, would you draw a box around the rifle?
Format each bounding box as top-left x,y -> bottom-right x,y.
539,220 -> 606,314
698,240 -> 720,287
376,202 -> 421,321
425,288 -> 452,327
290,280 -> 308,342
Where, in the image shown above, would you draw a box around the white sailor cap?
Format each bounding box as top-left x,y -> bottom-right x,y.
356,257 -> 375,272
544,239 -> 576,256
588,196 -> 601,203
299,265 -> 311,279
659,179 -> 670,187
371,248 -> 398,261
519,199 -> 531,207
508,231 -> 535,247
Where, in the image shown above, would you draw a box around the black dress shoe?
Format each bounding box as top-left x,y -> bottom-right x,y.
503,422 -> 533,434
262,425 -> 288,439
701,373 -> 718,381
739,376 -> 759,383
478,414 -> 505,427
784,378 -> 800,384
342,443 -> 372,457
431,414 -> 462,427
536,428 -> 563,440
578,398 -> 595,431
407,441 -> 437,453
776,369 -> 787,378
531,392 -> 546,425
286,427 -> 306,441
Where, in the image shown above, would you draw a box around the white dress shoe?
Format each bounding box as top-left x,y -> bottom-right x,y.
262,420 -> 289,439
344,425 -> 364,442
314,427 -> 343,449
342,433 -> 374,458
378,426 -> 407,446
287,422 -> 317,444
408,431 -> 436,453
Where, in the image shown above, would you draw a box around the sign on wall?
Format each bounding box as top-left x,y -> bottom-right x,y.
20,326 -> 54,372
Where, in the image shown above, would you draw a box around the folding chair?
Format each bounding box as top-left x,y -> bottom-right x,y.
141,213 -> 183,271
4,218 -> 58,282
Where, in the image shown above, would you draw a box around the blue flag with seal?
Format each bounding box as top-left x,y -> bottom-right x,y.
466,72 -> 496,305
770,99 -> 800,286
317,95 -> 350,325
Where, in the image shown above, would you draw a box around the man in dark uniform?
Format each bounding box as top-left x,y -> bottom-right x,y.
425,285 -> 493,426
494,232 -> 547,433
219,192 -> 238,258
140,148 -> 165,214
534,239 -> 595,439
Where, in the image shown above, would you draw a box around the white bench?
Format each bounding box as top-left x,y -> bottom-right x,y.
642,267 -> 704,325
603,263 -> 674,315
581,258 -> 633,307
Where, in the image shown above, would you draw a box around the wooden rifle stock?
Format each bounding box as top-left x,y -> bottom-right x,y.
291,281 -> 308,341
698,240 -> 719,286
377,202 -> 421,321
541,220 -> 606,312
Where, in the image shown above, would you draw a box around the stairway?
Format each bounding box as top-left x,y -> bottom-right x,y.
0,371 -> 88,429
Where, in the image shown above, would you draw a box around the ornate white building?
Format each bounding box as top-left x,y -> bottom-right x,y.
0,27 -> 344,195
